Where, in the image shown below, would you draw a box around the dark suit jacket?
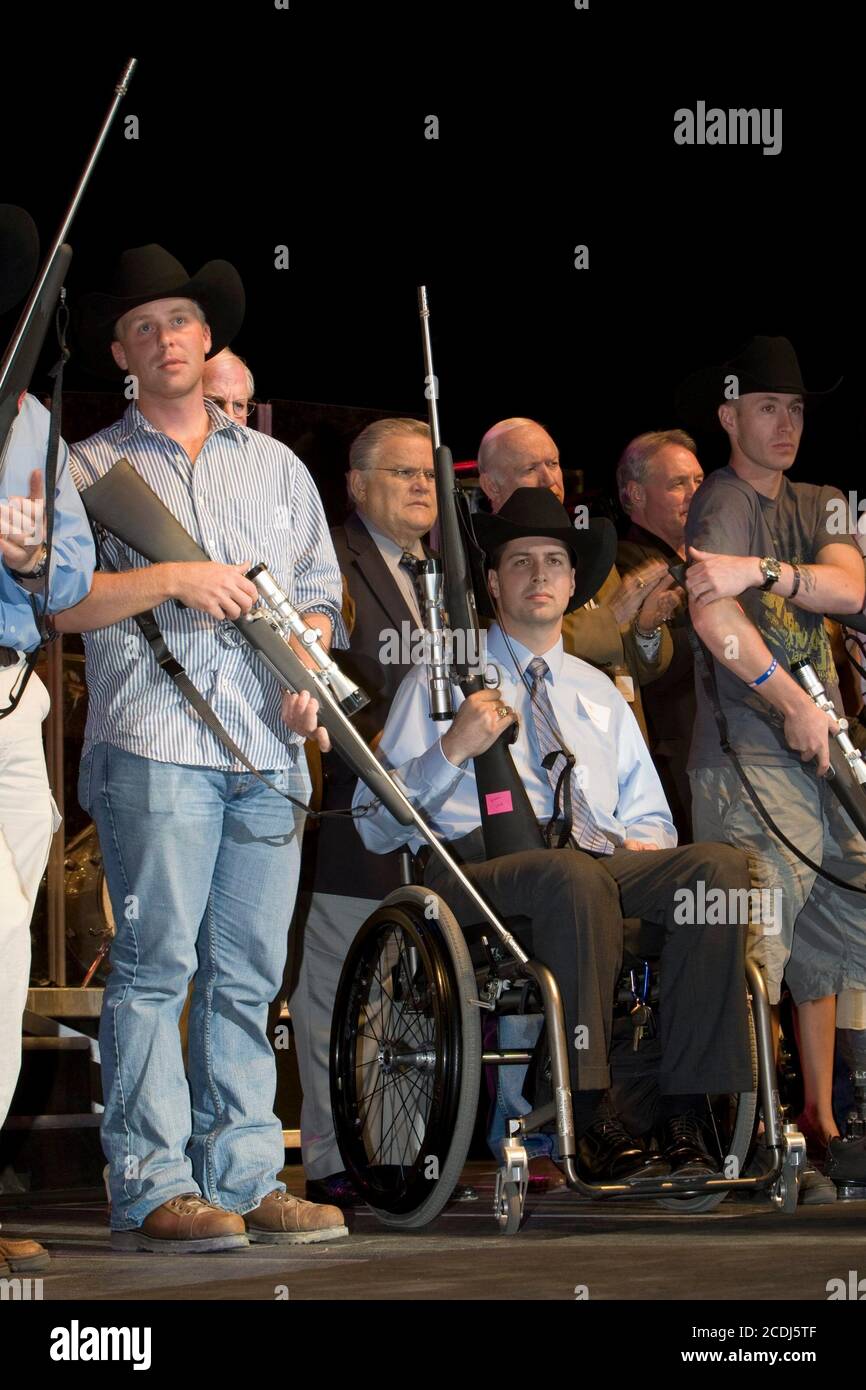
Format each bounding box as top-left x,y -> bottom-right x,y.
310,510 -> 425,897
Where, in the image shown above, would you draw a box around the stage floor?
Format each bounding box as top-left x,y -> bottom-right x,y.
3,1160 -> 865,1302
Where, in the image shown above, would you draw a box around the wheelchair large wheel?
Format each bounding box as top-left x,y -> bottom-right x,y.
656,988 -> 759,1213
331,885 -> 482,1229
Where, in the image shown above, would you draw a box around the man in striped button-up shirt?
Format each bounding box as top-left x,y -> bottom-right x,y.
57,245 -> 348,1251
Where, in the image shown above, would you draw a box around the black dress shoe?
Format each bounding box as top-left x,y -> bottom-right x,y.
577,1116 -> 669,1182
659,1112 -> 718,1178
305,1171 -> 361,1208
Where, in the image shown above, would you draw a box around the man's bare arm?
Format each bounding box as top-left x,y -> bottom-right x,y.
53,561 -> 258,632
690,595 -> 839,775
688,544 -> 865,615
774,543 -> 866,615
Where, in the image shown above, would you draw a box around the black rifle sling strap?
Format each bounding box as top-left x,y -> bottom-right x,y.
93,542 -> 314,815
130,605 -> 316,815
685,616 -> 866,895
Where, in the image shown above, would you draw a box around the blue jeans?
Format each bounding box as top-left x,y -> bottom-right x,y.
80,743 -> 309,1229
487,1013 -> 554,1160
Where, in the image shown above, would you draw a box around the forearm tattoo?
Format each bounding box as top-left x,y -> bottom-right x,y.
799,565 -> 817,594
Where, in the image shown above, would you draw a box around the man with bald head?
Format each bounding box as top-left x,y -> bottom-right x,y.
616,430 -> 705,839
202,347 -> 255,426
477,418 -> 678,744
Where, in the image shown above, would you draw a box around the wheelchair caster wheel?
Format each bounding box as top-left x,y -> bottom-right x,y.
496,1181 -> 523,1236
495,1133 -> 528,1236
773,1125 -> 806,1214
776,1168 -> 800,1214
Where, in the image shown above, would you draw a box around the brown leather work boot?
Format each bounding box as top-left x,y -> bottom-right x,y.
245,1189 -> 348,1244
0,1236 -> 51,1275
110,1194 -> 249,1253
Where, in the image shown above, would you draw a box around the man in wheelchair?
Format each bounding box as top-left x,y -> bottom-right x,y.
345,487 -> 755,1183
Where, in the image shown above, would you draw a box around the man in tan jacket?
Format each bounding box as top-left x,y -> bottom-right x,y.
477,418 -> 678,743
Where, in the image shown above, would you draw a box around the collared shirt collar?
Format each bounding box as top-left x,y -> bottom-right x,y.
115,397 -> 249,446
360,513 -> 424,561
626,520 -> 682,563
486,622 -> 565,684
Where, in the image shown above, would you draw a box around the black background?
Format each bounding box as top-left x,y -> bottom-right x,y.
4,3 -> 861,513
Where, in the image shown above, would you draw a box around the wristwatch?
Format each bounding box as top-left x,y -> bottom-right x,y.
9,543 -> 48,581
758,556 -> 782,591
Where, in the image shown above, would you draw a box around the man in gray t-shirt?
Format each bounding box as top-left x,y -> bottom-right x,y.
681,335 -> 866,1190
687,467 -> 853,770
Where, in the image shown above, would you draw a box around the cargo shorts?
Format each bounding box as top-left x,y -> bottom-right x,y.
689,761 -> 866,1015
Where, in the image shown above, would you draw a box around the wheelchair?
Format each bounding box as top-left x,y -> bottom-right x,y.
330,852 -> 807,1235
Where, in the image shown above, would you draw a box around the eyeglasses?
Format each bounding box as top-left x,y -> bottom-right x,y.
371,467 -> 436,483
207,396 -> 256,420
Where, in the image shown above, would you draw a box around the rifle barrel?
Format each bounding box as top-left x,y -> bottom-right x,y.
0,58 -> 137,404
417,285 -> 442,453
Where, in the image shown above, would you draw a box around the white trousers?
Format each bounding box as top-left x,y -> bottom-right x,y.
0,659 -> 58,1128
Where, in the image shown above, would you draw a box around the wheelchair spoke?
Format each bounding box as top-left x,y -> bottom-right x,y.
362,948 -> 430,1055
391,1072 -> 429,1171
370,1065 -> 431,1165
369,1077 -> 409,1168
370,1069 -> 430,1169
357,1073 -> 389,1113
383,934 -> 427,1049
389,999 -> 426,1051
371,953 -> 398,1041
705,1096 -> 724,1162
396,937 -> 428,1017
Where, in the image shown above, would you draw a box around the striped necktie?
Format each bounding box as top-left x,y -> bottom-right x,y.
526,656 -> 612,855
398,550 -> 423,626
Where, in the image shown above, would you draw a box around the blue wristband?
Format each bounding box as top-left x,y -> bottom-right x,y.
748,657 -> 778,688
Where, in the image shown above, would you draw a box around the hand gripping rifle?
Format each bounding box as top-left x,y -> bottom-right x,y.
791,658 -> 866,842
417,287 -> 544,856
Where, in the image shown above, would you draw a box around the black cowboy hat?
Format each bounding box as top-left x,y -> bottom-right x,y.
0,204 -> 40,315
471,486 -> 617,614
73,244 -> 245,378
675,335 -> 840,427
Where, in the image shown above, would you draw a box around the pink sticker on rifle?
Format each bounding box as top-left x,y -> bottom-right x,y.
485,791 -> 513,816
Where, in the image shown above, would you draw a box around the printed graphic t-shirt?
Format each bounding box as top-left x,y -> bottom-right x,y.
685,465 -> 861,769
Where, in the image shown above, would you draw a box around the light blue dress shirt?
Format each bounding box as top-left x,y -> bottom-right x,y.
352,623 -> 677,854
0,394 -> 95,650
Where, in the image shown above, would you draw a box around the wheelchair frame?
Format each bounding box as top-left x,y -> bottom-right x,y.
330,860 -> 807,1236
